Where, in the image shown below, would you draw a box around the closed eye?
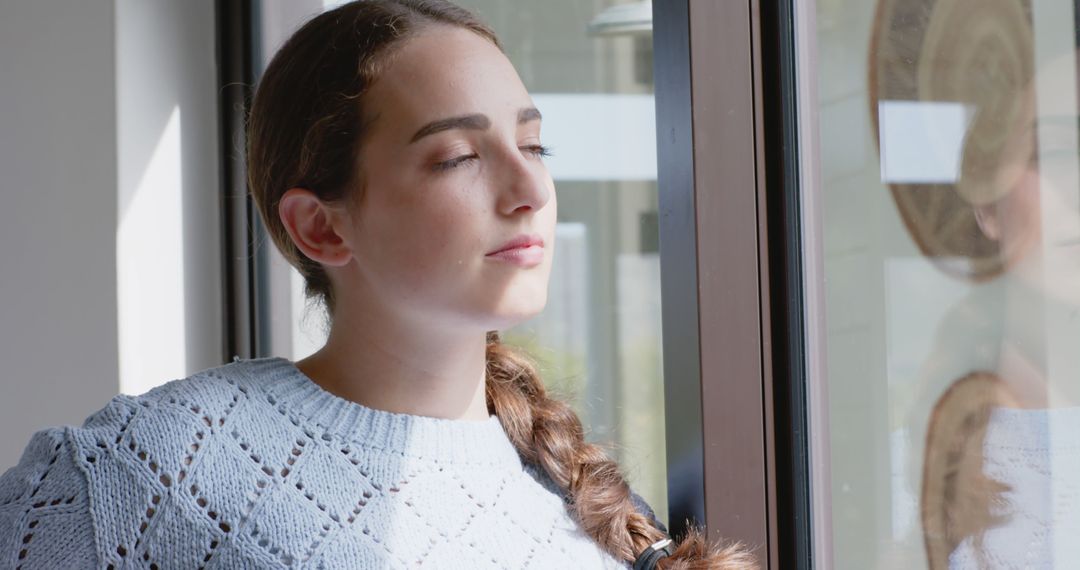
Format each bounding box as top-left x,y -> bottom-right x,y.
522,144 -> 552,159
434,153 -> 479,172
434,145 -> 551,172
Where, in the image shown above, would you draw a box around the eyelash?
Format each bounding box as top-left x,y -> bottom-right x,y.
434,144 -> 553,172
523,144 -> 553,158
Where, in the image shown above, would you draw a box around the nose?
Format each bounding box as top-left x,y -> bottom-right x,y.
495,147 -> 552,216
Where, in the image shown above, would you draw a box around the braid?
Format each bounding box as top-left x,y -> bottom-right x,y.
484,332 -> 757,569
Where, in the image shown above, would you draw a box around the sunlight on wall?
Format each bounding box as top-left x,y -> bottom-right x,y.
117,106 -> 186,394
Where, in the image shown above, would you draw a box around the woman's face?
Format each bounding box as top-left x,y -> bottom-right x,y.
334,25 -> 557,332
981,53 -> 1080,305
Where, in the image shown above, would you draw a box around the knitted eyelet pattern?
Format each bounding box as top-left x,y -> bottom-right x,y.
1,358 -> 630,569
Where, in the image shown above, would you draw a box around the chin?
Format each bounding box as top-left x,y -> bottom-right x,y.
486,296 -> 548,331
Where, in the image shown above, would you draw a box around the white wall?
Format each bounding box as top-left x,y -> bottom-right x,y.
0,1 -> 222,469
0,0 -> 120,469
116,0 -> 222,395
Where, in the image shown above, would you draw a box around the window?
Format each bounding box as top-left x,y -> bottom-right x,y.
800,0 -> 1080,566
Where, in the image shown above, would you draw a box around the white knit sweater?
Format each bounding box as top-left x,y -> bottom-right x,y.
949,406 -> 1080,569
1,356 -> 630,569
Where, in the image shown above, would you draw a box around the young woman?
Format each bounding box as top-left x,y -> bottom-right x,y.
0,1 -> 753,568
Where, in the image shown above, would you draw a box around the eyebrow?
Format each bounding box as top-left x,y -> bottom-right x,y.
408,107 -> 543,144
518,107 -> 542,123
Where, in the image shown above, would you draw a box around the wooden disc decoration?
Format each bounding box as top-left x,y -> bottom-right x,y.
869,0 -> 1035,282
920,372 -> 1019,570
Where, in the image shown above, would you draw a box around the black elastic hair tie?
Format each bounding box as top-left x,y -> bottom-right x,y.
632,538 -> 674,570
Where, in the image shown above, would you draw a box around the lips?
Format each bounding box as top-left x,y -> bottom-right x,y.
486,234 -> 545,256
486,233 -> 545,267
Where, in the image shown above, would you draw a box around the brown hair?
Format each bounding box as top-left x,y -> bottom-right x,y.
247,1 -> 754,567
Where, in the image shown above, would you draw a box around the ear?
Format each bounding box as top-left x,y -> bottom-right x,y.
973,203 -> 1002,241
278,188 -> 353,267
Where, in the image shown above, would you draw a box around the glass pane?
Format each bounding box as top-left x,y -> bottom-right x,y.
805,0 -> 1080,567
253,0 -> 667,525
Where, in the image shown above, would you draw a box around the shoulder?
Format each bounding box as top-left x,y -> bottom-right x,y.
63,358 -> 290,474
10,356 -> 284,507
134,357 -> 268,410
1,427 -> 86,509
72,357 -> 281,435
2,358 -> 276,496
5,358 -> 305,567
0,426 -> 98,568
43,358 -> 265,454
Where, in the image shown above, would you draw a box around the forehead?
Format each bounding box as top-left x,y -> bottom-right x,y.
363,26 -> 531,139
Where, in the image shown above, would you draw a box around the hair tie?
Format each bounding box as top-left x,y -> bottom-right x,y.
632,538 -> 673,570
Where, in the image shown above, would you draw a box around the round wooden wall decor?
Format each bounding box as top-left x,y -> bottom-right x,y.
868,0 -> 1034,282
920,371 -> 1019,570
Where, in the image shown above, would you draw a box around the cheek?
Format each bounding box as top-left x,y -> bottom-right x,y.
1000,172 -> 1042,241
356,185 -> 487,284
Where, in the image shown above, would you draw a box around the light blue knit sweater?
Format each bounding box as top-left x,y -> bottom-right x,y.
0,357 -> 634,569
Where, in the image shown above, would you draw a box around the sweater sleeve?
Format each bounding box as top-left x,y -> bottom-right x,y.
629,490 -> 668,535
0,427 -> 99,569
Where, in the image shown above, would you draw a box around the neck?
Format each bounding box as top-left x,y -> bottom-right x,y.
296,299 -> 491,421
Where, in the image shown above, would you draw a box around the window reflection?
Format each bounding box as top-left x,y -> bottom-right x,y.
817,0 -> 1080,566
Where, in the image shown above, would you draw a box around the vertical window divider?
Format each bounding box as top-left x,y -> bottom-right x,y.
216,0 -> 260,361
655,0 -> 776,563
758,0 -> 816,567
653,0 -> 706,545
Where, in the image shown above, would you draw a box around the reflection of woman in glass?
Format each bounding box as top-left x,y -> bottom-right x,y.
0,1 -> 752,567
871,0 -> 1080,567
